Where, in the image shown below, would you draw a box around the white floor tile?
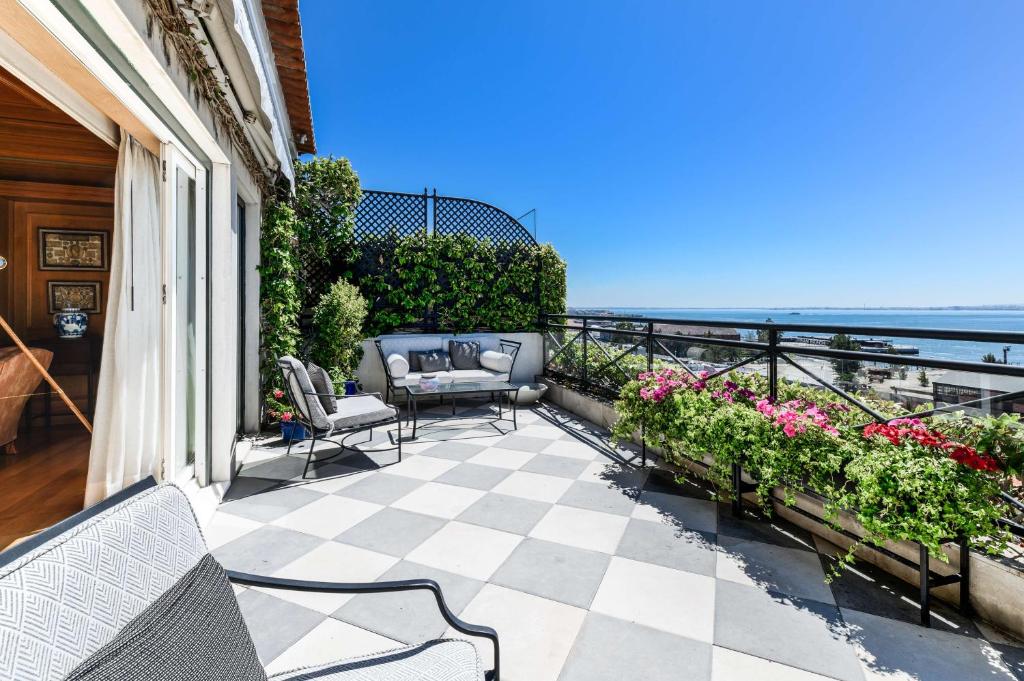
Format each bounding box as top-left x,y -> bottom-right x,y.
300,469 -> 375,494
264,617 -> 401,675
272,495 -> 384,539
391,482 -> 485,519
269,542 -> 399,613
202,511 -> 262,550
528,505 -> 628,554
465,447 -> 538,470
540,439 -> 604,461
711,646 -> 835,681
591,557 -> 715,642
632,492 -> 718,534
515,424 -> 569,440
381,455 -> 460,481
491,471 -> 574,503
449,584 -> 587,681
406,521 -> 522,580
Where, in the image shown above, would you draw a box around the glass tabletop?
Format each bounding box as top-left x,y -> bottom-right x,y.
405,380 -> 517,396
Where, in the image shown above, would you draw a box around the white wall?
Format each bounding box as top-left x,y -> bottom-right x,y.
355,332 -> 545,397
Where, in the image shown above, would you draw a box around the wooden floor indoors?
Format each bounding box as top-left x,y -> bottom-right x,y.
0,425 -> 89,550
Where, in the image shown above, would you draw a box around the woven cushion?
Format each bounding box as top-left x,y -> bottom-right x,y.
64,554 -> 266,681
268,639 -> 483,680
0,484 -> 208,681
306,363 -> 337,415
479,350 -> 513,374
328,395 -> 395,429
448,341 -> 481,370
280,356 -> 330,430
413,350 -> 451,373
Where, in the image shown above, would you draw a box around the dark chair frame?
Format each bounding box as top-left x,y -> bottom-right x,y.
278,358 -> 403,479
0,476 -> 501,681
374,337 -> 523,404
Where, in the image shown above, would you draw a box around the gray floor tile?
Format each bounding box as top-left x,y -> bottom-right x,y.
494,434 -> 555,452
418,441 -> 488,461
615,518 -> 717,577
643,468 -> 717,501
559,612 -> 712,681
219,485 -> 325,523
237,588 -> 326,664
521,454 -> 591,479
634,491 -> 717,534
993,643 -> 1024,681
716,503 -> 816,552
714,579 -> 864,681
334,561 -> 485,644
843,608 -> 1016,681
717,534 -> 835,604
456,493 -> 552,535
558,480 -> 639,516
491,538 -> 611,609
434,462 -> 513,490
221,474 -> 281,501
335,507 -> 446,556
334,472 -> 425,504
213,525 -> 325,574
240,454 -> 308,481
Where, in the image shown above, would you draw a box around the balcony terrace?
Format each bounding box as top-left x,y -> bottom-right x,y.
209,400 -> 1024,681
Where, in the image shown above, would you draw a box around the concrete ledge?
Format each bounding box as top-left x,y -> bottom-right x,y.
539,376 -> 1024,640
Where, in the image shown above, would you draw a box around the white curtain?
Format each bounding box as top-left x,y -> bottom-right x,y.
85,133 -> 163,507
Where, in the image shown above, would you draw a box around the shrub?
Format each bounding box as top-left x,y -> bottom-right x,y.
293,157 -> 361,266
312,280 -> 368,384
258,200 -> 301,396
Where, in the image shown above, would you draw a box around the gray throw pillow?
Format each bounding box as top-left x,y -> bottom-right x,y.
306,362 -> 337,415
408,351 -> 422,372
449,340 -> 481,370
414,349 -> 451,373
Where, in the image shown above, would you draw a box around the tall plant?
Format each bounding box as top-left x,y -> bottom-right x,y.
311,280 -> 368,384
258,200 -> 302,393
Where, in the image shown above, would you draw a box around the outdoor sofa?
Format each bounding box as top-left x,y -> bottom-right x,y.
374,335 -> 521,404
0,477 -> 499,680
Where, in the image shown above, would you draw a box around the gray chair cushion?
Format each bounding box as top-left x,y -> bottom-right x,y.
0,484 -> 208,681
306,363 -> 338,415
328,395 -> 396,430
412,349 -> 451,373
268,639 -> 483,680
64,554 -> 266,681
448,340 -> 481,370
280,356 -> 331,430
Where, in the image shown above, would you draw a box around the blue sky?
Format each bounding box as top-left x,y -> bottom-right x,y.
301,1 -> 1024,308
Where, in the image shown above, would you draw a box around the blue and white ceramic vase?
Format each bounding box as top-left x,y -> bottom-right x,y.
53,307 -> 88,339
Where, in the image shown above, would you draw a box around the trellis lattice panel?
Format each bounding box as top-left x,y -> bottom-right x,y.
434,195 -> 536,245
354,190 -> 428,241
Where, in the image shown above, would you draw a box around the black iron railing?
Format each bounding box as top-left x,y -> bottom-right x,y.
542,312 -> 1024,625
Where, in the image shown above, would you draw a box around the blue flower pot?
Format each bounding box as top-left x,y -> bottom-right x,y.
53,307 -> 88,339
280,421 -> 306,442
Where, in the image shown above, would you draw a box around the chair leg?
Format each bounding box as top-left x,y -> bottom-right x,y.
303,432 -> 318,479
397,417 -> 403,462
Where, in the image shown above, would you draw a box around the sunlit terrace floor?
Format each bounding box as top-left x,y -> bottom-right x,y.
208,402 -> 1024,681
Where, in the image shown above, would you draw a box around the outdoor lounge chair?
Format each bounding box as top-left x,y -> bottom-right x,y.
0,477 -> 499,680
278,356 -> 402,478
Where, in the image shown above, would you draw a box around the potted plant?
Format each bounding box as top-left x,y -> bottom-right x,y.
266,388 -> 306,442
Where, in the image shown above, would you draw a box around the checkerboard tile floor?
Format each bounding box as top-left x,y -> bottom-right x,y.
210,402 -> 1024,681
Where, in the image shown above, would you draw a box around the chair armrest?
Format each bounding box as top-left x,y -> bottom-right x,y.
225,571 -> 499,680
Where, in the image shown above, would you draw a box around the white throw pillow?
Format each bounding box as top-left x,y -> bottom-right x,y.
387,353 -> 410,378
479,350 -> 513,374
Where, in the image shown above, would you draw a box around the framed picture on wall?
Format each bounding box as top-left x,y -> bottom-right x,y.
38,228 -> 109,271
47,281 -> 102,314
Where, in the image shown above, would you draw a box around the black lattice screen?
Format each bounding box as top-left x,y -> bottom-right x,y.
354,190 -> 428,241
434,195 -> 536,245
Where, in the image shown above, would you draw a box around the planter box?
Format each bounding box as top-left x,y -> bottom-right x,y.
539,376 -> 1024,640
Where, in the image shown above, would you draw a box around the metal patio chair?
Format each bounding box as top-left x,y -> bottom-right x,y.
278,356 -> 402,478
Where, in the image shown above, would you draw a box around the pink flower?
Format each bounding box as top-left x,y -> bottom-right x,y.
281,412 -> 293,422
783,423 -> 798,438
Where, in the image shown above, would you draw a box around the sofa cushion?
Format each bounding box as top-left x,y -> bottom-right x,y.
386,353 -> 410,378
0,484 -> 208,681
392,371 -> 454,387
268,639 -> 483,681
479,350 -> 513,374
413,349 -> 451,373
379,336 -> 443,371
448,340 -> 481,370
328,395 -> 395,429
449,369 -> 509,383
64,553 -> 266,681
306,362 -> 337,415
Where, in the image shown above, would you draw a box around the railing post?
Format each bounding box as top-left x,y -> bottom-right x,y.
581,318 -> 589,388
920,543 -> 931,627
768,326 -> 779,402
647,322 -> 654,372
959,536 -> 972,617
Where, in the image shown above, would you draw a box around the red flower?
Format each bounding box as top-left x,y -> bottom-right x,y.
944,443 -> 1001,472
281,412 -> 293,422
273,389 -> 284,399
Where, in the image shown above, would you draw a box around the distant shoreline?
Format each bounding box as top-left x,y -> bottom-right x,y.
571,305 -> 1024,312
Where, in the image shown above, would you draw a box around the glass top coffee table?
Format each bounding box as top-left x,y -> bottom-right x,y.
404,381 -> 518,439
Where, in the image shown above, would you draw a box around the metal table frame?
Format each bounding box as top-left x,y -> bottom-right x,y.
405,382 -> 518,439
